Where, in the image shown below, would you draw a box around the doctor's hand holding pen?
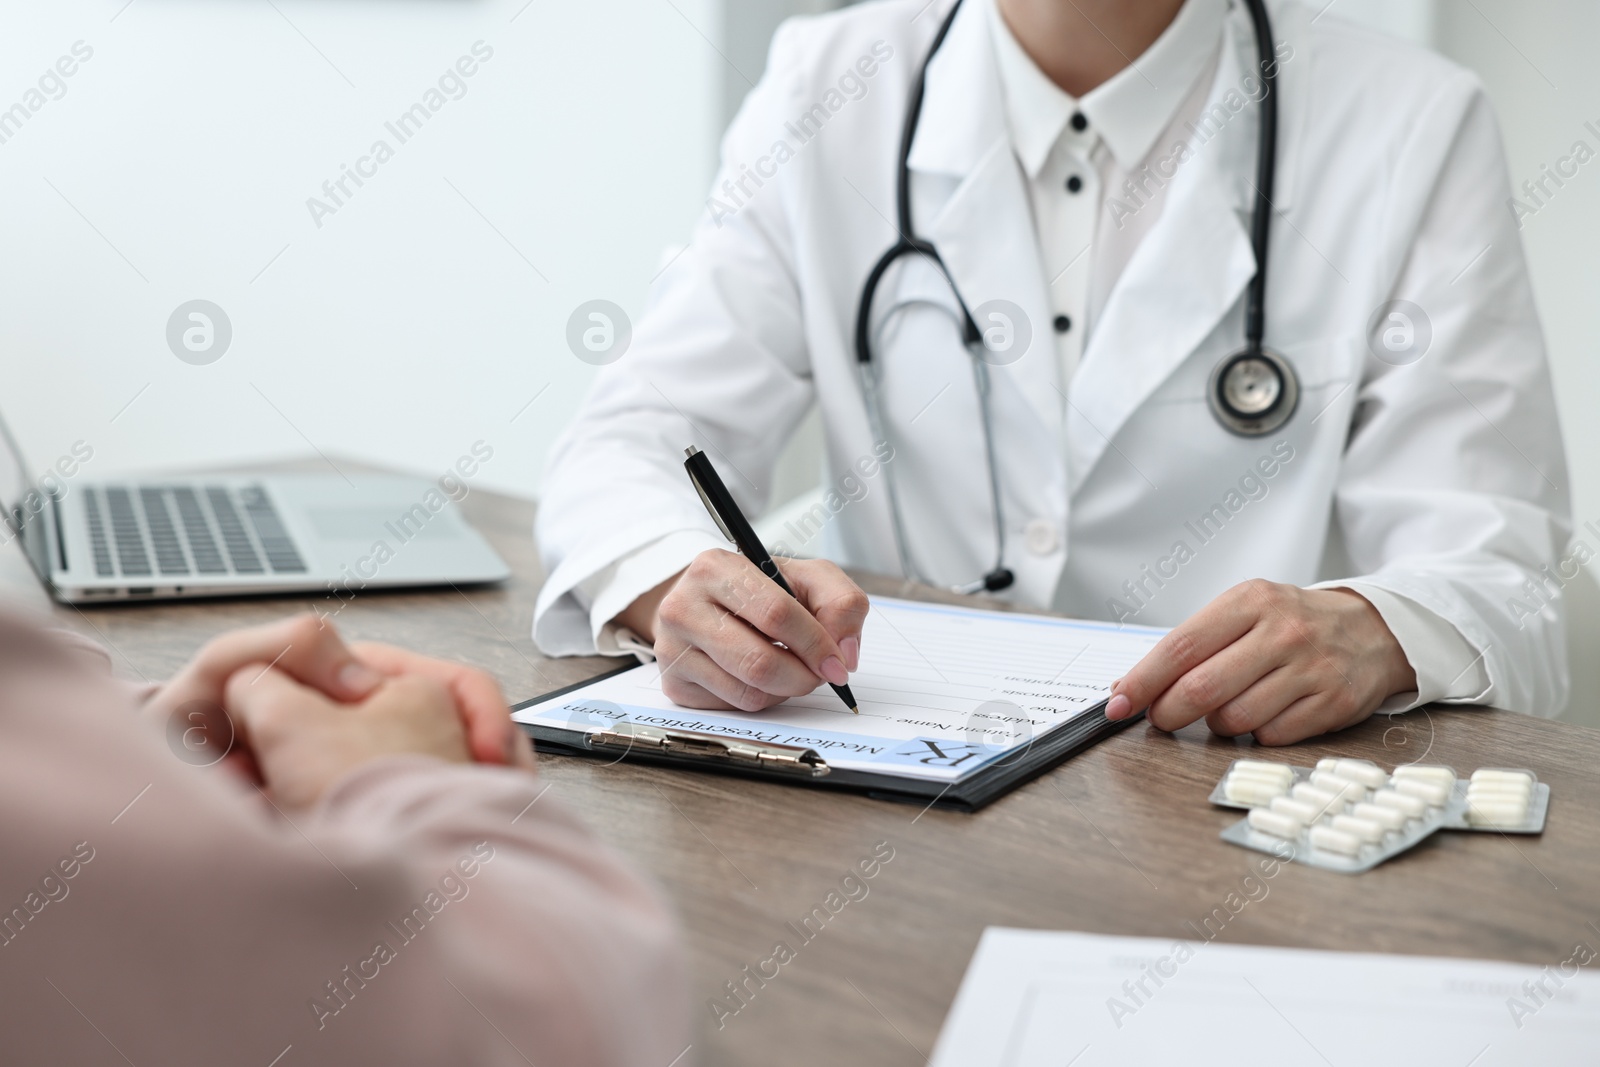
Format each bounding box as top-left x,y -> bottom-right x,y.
615,550 -> 869,713
1104,580 -> 1418,747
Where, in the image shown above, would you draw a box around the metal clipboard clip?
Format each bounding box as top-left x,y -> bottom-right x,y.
583,722 -> 830,778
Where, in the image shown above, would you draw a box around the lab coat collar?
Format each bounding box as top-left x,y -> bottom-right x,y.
906,0 -> 1000,180
910,0 -> 1310,207
986,0 -> 1230,178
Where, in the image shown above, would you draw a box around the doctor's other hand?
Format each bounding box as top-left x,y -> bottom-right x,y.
1104,580 -> 1417,746
616,550 -> 869,712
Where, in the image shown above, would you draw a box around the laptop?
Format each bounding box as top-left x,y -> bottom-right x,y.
1,411 -> 510,603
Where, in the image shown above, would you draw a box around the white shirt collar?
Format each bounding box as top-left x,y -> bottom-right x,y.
986,0 -> 1229,176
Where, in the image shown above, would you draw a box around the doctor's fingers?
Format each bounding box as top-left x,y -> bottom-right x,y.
697,610 -> 831,703
684,551 -> 851,686
656,673 -> 736,714
1107,581 -> 1271,720
779,559 -> 870,671
1201,666 -> 1317,738
1144,634 -> 1295,733
656,641 -> 792,713
1250,688 -> 1376,747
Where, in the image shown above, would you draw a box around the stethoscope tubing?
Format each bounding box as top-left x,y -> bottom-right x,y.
854,0 -> 1285,593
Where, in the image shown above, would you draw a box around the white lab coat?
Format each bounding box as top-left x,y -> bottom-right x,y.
536,0 -> 1571,715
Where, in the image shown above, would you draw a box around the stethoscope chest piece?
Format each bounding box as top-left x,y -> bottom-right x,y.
1207,347 -> 1298,437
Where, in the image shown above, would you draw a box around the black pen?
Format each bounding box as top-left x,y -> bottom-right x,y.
683,445 -> 860,714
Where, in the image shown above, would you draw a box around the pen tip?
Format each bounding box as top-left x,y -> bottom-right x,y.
851,705 -> 860,715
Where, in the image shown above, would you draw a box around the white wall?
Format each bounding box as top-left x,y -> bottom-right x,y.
0,0 -> 720,499
1433,1 -> 1600,540
1428,0 -> 1600,725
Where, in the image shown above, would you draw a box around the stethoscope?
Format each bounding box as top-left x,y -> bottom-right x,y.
854,0 -> 1295,596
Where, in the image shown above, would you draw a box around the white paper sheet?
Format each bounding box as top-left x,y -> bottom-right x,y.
514,596 -> 1166,781
932,928 -> 1600,1066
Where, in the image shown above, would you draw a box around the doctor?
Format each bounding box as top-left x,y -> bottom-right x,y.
535,0 -> 1571,744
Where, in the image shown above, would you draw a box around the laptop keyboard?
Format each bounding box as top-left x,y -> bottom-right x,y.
82,484 -> 307,579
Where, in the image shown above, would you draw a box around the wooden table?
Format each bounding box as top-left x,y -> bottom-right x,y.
9,473 -> 1599,1066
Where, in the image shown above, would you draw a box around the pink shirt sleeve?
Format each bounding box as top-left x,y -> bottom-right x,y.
0,609 -> 688,1067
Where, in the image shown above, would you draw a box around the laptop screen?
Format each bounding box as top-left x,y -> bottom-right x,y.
0,414 -> 54,586
0,413 -> 32,540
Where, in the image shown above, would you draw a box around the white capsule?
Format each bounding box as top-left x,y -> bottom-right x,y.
1234,759 -> 1295,781
1373,790 -> 1426,819
1467,791 -> 1532,813
1334,760 -> 1389,789
1308,769 -> 1360,792
1309,771 -> 1367,805
1391,765 -> 1457,788
1270,796 -> 1319,823
1394,777 -> 1450,807
1308,768 -> 1349,790
1331,814 -> 1386,843
1291,783 -> 1343,815
1467,798 -> 1529,827
1468,790 -> 1529,811
1471,769 -> 1535,787
1467,780 -> 1532,801
1248,809 -> 1303,839
1309,825 -> 1363,856
1352,801 -> 1406,831
1316,758 -> 1341,774
1468,796 -> 1531,819
1225,777 -> 1288,805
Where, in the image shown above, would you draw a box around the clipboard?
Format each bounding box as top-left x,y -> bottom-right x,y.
513,597 -> 1165,812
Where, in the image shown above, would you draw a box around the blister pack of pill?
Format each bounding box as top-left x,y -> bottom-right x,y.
1212,758 -> 1466,873
1459,768 -> 1548,832
1210,759 -> 1549,835
1209,759 -> 1549,873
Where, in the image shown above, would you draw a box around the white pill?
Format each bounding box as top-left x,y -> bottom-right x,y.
1316,758 -> 1341,774
1331,814 -> 1386,843
1309,770 -> 1367,800
1234,759 -> 1295,780
1352,802 -> 1406,831
1471,769 -> 1535,787
1228,771 -> 1294,795
1373,790 -> 1426,818
1394,778 -> 1450,807
1334,760 -> 1389,789
1467,792 -> 1532,814
1309,825 -> 1363,855
1467,799 -> 1529,827
1468,795 -> 1531,818
1318,782 -> 1368,808
1467,780 -> 1532,801
1270,796 -> 1319,823
1391,765 -> 1457,787
1292,783 -> 1342,814
1225,777 -> 1287,805
1469,792 -> 1529,816
1248,809 -> 1303,839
